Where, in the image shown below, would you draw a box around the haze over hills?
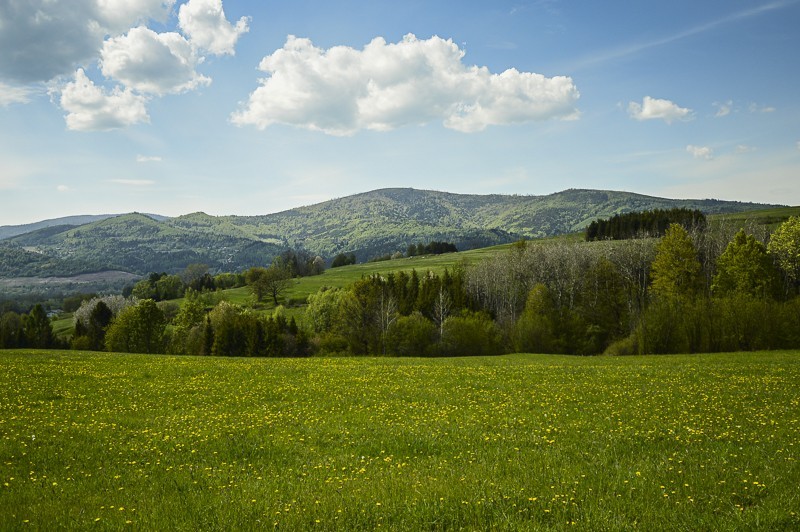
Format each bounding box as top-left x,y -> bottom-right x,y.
0,188 -> 781,282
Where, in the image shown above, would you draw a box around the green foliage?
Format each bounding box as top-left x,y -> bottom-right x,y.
406,241 -> 458,256
767,215 -> 800,293
331,253 -> 356,268
3,189 -> 773,286
712,229 -> 780,298
105,299 -> 166,354
85,301 -> 113,350
439,311 -> 502,357
23,304 -> 54,349
512,284 -> 559,353
245,265 -> 292,305
385,312 -> 437,357
586,207 -> 706,241
0,311 -> 24,348
203,301 -> 306,357
650,224 -> 703,300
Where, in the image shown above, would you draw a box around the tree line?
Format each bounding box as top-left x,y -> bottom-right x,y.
3,216 -> 799,357
585,208 -> 706,241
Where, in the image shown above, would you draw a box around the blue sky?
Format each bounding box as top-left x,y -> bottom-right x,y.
1,0 -> 798,225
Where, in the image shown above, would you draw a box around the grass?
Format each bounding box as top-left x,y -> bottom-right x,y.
1,349 -> 798,530
708,206 -> 800,229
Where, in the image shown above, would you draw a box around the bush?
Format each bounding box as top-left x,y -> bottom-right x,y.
385,312 -> 437,357
439,311 -> 503,357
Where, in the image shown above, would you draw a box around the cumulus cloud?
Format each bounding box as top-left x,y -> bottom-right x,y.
57,185 -> 70,192
59,69 -> 149,131
101,26 -> 211,96
687,145 -> 713,160
0,0 -> 174,83
136,155 -> 163,163
232,34 -> 580,135
0,82 -> 34,106
628,96 -> 692,124
178,0 -> 250,56
95,0 -> 176,34
735,144 -> 756,154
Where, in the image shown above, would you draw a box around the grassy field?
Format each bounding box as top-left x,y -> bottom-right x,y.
1,350 -> 798,530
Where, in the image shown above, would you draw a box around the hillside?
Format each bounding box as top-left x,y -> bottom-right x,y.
1,188 -> 781,281
0,213 -> 168,240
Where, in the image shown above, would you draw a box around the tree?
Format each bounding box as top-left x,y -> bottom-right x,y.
180,263 -> 210,286
432,285 -> 452,339
385,312 -> 437,356
768,215 -> 800,295
712,229 -> 780,299
513,284 -> 558,354
331,253 -> 356,268
246,265 -> 292,305
439,311 -> 502,357
105,299 -> 166,354
168,290 -> 210,355
87,301 -> 113,350
24,304 -> 53,348
650,224 -> 703,300
0,311 -> 24,348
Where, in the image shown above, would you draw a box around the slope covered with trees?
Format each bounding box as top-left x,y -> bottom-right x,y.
1,189 -> 774,285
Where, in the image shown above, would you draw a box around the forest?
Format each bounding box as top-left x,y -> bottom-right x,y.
1,215 -> 799,357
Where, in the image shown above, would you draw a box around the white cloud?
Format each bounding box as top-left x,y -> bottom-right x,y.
101,26 -> 211,96
713,100 -> 733,117
232,34 -> 579,135
0,0 -> 174,83
59,69 -> 149,131
687,145 -> 714,160
628,96 -> 692,124
0,82 -> 34,106
136,155 -> 163,163
178,0 -> 250,56
735,144 -> 756,154
57,185 -> 70,192
95,0 -> 176,35
749,103 -> 776,113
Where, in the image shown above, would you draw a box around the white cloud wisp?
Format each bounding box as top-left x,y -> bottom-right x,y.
628,96 -> 692,124
687,144 -> 714,160
232,34 -> 580,135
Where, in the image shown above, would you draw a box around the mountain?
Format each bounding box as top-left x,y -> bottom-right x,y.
1,188 -> 780,280
0,213 -> 167,240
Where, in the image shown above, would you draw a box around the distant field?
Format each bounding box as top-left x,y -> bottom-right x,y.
708,205 -> 800,228
1,350 -> 797,530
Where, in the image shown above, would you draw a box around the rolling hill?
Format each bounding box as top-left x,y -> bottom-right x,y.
0,188 -> 781,281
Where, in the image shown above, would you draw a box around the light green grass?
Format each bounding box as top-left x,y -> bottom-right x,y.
1,350 -> 798,530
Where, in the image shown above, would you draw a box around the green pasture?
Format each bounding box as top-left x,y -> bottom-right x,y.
1,350 -> 798,530
205,244 -> 516,320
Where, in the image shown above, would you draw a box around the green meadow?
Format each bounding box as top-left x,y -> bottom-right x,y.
1,350 -> 798,530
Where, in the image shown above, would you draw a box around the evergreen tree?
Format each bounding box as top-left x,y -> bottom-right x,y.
24,304 -> 53,349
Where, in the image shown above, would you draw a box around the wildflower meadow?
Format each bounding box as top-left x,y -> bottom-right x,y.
1,350 -> 798,530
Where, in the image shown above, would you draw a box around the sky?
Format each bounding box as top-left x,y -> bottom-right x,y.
1,0 -> 799,225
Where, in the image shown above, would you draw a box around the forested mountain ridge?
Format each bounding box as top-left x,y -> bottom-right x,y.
1,188 -> 778,279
